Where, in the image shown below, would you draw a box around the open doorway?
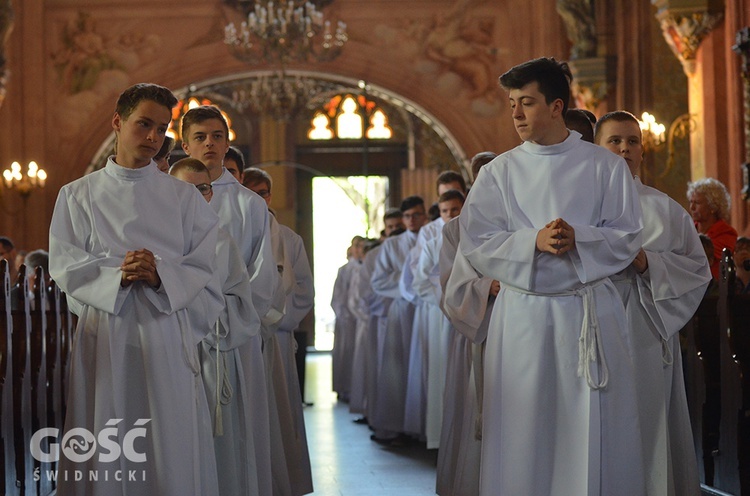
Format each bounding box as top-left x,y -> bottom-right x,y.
312,175 -> 389,350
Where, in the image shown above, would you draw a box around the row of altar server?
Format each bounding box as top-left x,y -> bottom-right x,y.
48,84 -> 315,496
331,105 -> 713,495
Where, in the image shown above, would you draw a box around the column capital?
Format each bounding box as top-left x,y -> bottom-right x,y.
652,0 -> 724,76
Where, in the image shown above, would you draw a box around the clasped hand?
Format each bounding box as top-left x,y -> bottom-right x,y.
120,249 -> 161,288
631,248 -> 648,273
536,218 -> 575,256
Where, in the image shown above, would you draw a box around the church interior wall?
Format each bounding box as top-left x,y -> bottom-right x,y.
0,0 -> 749,253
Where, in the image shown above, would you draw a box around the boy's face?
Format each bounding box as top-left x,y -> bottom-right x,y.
439,198 -> 463,223
246,180 -> 272,207
384,217 -> 405,236
596,120 -> 643,176
181,118 -> 230,174
112,100 -> 171,169
508,81 -> 563,146
437,180 -> 465,196
224,158 -> 241,181
155,154 -> 171,173
402,205 -> 426,233
171,169 -> 213,203
353,239 -> 365,260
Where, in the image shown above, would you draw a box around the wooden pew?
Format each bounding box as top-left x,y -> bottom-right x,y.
58,291 -> 74,424
11,266 -> 34,495
719,249 -> 750,495
0,259 -> 18,495
689,287 -> 722,484
29,267 -> 51,495
0,261 -> 72,494
45,280 -> 63,471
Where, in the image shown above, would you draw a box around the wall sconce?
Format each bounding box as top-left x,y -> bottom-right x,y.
639,112 -> 666,150
638,112 -> 697,179
2,161 -> 47,196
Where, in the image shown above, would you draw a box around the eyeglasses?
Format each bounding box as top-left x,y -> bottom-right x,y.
255,189 -> 271,199
196,183 -> 213,196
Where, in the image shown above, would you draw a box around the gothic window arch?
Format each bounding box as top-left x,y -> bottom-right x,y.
307,94 -> 393,141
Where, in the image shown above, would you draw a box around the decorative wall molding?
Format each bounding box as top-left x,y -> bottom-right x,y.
652,0 -> 724,76
0,0 -> 13,110
568,56 -> 609,111
732,26 -> 750,200
556,0 -> 596,60
372,0 -> 502,114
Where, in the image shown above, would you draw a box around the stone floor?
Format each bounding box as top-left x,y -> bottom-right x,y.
303,352 -> 438,496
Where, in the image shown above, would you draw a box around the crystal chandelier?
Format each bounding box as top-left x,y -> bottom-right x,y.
228,73 -> 342,121
224,1 -> 348,66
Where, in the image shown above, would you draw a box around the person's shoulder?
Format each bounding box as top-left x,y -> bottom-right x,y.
422,219 -> 443,236
443,216 -> 460,235
60,168 -> 103,194
382,233 -> 403,249
279,223 -> 302,242
638,182 -> 686,219
713,219 -> 739,237
577,140 -> 621,161
483,149 -> 514,170
216,175 -> 267,204
574,141 -> 630,175
159,171 -> 208,201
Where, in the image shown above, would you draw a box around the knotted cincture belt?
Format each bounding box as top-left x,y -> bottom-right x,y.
503,279 -> 609,390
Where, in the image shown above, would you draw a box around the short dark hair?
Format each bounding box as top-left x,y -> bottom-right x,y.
594,110 -> 640,145
169,157 -> 211,179
154,135 -> 175,160
181,105 -> 229,143
499,57 -> 573,115
436,170 -> 467,193
438,189 -> 465,205
243,167 -> 272,190
565,109 -> 597,143
470,151 -> 497,181
225,146 -> 246,173
383,208 -> 403,222
428,202 -> 440,221
400,195 -> 425,212
115,83 -> 177,120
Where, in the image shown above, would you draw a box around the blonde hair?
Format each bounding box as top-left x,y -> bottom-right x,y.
687,177 -> 731,220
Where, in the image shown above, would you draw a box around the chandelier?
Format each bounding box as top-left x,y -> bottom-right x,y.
2,161 -> 47,196
224,1 -> 348,66
228,73 -> 342,121
638,112 -> 666,151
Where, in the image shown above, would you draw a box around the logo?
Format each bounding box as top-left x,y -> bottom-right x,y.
30,418 -> 150,464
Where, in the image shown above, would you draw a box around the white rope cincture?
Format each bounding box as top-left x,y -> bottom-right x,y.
504,279 -> 609,391
576,284 -> 609,390
214,319 -> 223,437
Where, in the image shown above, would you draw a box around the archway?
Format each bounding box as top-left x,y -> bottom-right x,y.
88,70 -> 469,178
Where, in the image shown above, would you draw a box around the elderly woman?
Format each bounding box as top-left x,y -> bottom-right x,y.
687,177 -> 738,278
